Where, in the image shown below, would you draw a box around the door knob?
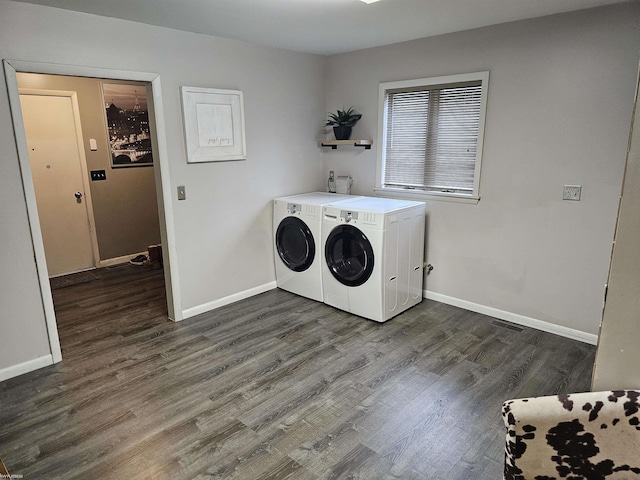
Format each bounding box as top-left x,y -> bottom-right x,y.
74,192 -> 83,202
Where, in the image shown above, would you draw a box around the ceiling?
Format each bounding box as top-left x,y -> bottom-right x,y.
14,0 -> 632,55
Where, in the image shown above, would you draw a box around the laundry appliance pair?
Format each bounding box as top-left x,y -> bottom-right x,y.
273,192 -> 425,322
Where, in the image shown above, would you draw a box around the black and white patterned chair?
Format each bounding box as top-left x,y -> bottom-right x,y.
502,390 -> 640,479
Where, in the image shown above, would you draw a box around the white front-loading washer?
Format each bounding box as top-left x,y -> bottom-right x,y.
273,192 -> 361,302
321,197 -> 426,322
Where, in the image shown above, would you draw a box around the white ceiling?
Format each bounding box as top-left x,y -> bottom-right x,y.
14,0 -> 632,55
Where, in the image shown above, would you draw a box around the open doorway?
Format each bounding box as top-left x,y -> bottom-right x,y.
18,74 -> 162,275
4,59 -> 181,365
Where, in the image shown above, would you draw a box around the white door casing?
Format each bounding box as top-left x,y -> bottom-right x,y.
20,91 -> 100,277
591,65 -> 640,391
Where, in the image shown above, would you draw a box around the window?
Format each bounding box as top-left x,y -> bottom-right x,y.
376,72 -> 489,202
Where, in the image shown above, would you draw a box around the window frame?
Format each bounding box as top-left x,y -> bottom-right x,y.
375,71 -> 490,204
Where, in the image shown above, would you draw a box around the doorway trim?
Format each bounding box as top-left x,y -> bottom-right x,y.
19,88 -> 102,272
3,59 -> 183,364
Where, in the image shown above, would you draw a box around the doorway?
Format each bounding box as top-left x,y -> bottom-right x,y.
4,59 -> 182,365
18,74 -> 164,272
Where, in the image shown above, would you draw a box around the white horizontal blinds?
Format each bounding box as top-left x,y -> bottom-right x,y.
384,81 -> 482,193
384,89 -> 430,188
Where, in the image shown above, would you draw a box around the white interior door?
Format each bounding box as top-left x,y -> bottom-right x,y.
20,93 -> 95,277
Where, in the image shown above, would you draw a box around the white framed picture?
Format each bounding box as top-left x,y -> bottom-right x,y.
181,86 -> 246,162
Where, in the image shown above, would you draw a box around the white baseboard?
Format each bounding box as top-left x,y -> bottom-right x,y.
182,281 -> 278,320
424,290 -> 598,345
99,252 -> 147,268
0,354 -> 53,383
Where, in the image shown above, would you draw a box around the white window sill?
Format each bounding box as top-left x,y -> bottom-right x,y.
372,187 -> 480,205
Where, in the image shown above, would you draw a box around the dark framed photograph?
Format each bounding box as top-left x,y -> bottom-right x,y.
102,82 -> 154,168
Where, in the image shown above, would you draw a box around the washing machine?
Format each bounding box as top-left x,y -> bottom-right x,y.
321,196 -> 426,322
273,192 -> 362,302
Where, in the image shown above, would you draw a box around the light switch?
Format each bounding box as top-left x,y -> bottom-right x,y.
177,185 -> 186,201
89,139 -> 98,151
90,170 -> 106,181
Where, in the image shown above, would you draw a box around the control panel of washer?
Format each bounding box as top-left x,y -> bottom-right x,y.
287,203 -> 301,214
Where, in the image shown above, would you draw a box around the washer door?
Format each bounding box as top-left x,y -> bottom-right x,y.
275,217 -> 315,272
325,225 -> 374,287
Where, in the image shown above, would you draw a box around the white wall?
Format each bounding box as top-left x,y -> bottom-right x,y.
0,0 -> 326,375
324,4 -> 640,338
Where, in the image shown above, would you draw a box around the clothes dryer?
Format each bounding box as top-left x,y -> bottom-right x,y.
273,192 -> 361,302
321,196 -> 426,322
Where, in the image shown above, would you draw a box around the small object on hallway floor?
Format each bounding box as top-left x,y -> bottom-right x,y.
129,254 -> 148,266
144,244 -> 162,266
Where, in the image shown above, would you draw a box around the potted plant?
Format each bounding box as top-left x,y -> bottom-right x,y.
326,107 -> 362,140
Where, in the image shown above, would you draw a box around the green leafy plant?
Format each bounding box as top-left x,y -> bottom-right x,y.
325,107 -> 362,127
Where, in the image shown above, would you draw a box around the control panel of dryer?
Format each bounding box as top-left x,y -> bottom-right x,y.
340,210 -> 378,225
324,205 -> 381,228
340,210 -> 359,223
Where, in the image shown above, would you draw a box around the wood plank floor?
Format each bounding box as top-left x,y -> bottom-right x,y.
0,264 -> 595,479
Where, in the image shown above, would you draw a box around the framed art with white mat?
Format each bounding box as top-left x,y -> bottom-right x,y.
181,86 -> 246,163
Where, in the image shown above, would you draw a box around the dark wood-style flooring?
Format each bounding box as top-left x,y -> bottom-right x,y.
0,264 -> 596,479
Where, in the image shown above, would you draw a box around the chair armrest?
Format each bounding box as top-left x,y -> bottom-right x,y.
502,390 -> 640,480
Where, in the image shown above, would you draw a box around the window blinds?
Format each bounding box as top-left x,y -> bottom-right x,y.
383,82 -> 482,194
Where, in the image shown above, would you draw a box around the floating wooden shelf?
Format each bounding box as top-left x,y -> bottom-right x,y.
320,140 -> 373,150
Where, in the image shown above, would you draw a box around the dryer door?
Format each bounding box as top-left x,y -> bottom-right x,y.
275,217 -> 315,272
325,225 -> 374,287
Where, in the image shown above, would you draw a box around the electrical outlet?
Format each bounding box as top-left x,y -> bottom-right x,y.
563,185 -> 581,201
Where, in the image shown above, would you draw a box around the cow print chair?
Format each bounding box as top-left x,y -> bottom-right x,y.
502,390 -> 640,479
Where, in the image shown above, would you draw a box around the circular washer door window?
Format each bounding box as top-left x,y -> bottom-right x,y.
275,217 -> 315,272
325,225 -> 374,287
